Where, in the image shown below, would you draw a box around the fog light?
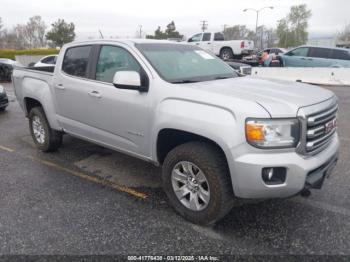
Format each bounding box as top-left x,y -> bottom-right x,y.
262,167 -> 287,185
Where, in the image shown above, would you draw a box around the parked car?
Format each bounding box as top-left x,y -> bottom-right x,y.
258,48 -> 287,65
226,61 -> 252,75
187,32 -> 254,60
279,46 -> 350,67
34,55 -> 58,67
0,85 -> 9,111
0,58 -> 22,82
13,39 -> 339,225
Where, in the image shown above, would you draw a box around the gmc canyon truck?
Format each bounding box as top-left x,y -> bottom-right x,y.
13,40 -> 339,225
187,32 -> 254,60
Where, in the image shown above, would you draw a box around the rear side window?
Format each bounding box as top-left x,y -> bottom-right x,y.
62,46 -> 92,77
214,33 -> 224,41
202,33 -> 211,41
331,49 -> 350,60
95,45 -> 141,83
308,47 -> 331,59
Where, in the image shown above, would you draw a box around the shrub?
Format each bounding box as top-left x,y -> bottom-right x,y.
0,49 -> 59,60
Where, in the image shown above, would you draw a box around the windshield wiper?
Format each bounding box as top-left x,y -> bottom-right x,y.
170,80 -> 200,84
214,76 -> 233,80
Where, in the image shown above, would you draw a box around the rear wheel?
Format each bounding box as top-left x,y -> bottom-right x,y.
29,107 -> 63,152
162,141 -> 235,225
0,107 -> 6,112
220,48 -> 234,60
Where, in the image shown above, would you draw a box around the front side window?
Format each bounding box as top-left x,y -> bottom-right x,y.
188,34 -> 202,42
62,46 -> 91,77
287,47 -> 309,57
308,47 -> 331,59
95,45 -> 141,83
136,43 -> 236,83
202,33 -> 211,41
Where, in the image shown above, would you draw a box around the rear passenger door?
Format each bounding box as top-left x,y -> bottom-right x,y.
307,47 -> 332,67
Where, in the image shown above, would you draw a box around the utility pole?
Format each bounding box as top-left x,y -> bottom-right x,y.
243,6 -> 274,48
138,25 -> 142,38
222,24 -> 229,33
99,30 -> 104,39
200,20 -> 208,32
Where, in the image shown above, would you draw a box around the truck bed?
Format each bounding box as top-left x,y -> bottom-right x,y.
12,66 -> 54,114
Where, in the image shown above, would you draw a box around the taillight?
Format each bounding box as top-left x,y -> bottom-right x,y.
240,41 -> 245,48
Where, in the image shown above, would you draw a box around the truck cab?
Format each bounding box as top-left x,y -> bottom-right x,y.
13,39 -> 339,225
187,32 -> 254,60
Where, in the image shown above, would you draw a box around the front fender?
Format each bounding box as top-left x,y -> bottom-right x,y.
151,98 -> 243,165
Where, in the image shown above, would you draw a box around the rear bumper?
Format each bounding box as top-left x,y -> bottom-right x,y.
227,134 -> 339,199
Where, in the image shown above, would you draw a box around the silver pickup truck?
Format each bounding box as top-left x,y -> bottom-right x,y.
13,40 -> 339,225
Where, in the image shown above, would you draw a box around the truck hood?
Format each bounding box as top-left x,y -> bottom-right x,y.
185,77 -> 334,117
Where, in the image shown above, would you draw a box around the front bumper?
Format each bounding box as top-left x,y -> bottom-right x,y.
227,134 -> 339,199
0,93 -> 9,108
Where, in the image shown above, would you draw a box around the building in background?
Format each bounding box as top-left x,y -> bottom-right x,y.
307,36 -> 336,47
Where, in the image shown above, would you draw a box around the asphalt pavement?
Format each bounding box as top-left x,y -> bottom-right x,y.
0,82 -> 349,257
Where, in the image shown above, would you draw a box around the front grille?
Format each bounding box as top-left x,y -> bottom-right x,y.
305,103 -> 338,154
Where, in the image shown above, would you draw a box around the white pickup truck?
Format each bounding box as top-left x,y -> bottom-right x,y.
187,32 -> 254,60
13,39 -> 339,225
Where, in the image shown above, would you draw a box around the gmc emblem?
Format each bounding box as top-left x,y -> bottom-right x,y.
325,118 -> 337,134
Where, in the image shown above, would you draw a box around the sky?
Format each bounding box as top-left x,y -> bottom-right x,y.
1,0 -> 349,40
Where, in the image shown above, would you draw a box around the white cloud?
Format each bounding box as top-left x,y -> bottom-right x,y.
1,0 -> 349,39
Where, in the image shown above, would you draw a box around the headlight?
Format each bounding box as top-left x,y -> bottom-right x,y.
245,118 -> 300,148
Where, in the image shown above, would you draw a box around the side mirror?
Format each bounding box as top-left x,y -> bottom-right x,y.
113,71 -> 148,92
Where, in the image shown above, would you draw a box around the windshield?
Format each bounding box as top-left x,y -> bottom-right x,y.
135,43 -> 237,83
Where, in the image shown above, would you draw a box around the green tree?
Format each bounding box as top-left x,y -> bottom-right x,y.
146,21 -> 183,40
46,19 -> 75,47
337,24 -> 350,44
223,25 -> 255,40
276,4 -> 312,47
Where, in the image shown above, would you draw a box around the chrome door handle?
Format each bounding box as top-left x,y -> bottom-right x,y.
88,90 -> 102,98
55,84 -> 65,90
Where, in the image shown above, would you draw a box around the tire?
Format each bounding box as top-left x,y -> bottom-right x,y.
0,107 -> 6,112
29,107 -> 63,152
162,141 -> 235,225
220,48 -> 234,60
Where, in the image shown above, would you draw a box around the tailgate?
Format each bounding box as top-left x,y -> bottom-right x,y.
243,40 -> 254,50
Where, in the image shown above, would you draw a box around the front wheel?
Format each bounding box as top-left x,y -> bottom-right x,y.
162,141 -> 235,225
29,107 -> 63,152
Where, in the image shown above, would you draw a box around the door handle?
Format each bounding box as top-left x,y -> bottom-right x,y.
195,43 -> 200,45
88,90 -> 102,98
55,84 -> 65,90
207,42 -> 211,44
